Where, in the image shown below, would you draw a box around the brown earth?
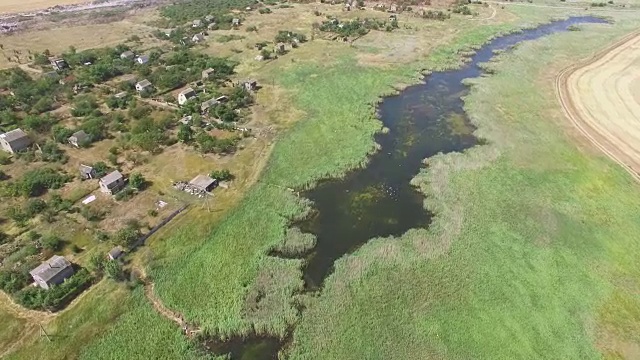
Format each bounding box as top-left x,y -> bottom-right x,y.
557,30 -> 640,182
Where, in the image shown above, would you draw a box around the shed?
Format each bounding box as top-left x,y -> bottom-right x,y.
193,19 -> 203,27
108,246 -> 124,260
192,33 -> 205,43
189,175 -> 218,192
68,130 -> 90,148
114,91 -> 128,99
232,18 -> 241,26
178,88 -> 197,105
202,68 -> 215,80
0,128 -> 32,153
136,55 -> 150,65
50,58 -> 69,71
99,170 -> 125,194
79,164 -> 96,179
205,15 -> 215,22
135,79 -> 153,93
120,50 -> 135,59
200,99 -> 219,113
30,255 -> 74,290
243,79 -> 258,92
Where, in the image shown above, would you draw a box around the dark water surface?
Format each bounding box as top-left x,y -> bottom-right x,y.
209,16 -> 608,359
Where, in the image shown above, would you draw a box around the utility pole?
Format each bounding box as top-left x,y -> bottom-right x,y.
40,325 -> 51,342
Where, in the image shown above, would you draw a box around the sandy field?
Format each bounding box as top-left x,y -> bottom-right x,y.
0,0 -> 89,14
558,31 -> 640,181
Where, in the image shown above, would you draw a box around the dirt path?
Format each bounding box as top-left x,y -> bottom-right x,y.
556,29 -> 640,182
133,267 -> 202,337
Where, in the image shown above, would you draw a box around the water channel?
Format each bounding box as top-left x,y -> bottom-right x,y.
210,16 -> 608,359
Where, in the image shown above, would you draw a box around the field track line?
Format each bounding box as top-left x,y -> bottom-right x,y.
555,29 -> 640,183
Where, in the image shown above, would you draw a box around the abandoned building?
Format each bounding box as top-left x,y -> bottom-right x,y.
120,50 -> 135,59
178,88 -> 197,105
99,170 -> 125,194
243,79 -> 258,92
136,55 -> 150,65
192,33 -> 205,43
108,246 -> 124,260
202,68 -> 215,80
189,174 -> 218,192
30,255 -> 75,290
135,79 -> 153,93
50,58 -> 69,71
68,130 -> 90,148
0,128 -> 32,153
79,164 -> 96,179
200,98 -> 219,113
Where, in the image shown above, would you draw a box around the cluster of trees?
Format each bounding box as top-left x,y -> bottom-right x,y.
160,0 -> 254,24
274,30 -> 307,44
319,17 -> 398,37
15,269 -> 93,311
195,132 -> 240,154
210,169 -> 233,181
1,168 -> 71,198
421,10 -> 450,20
452,5 -> 473,15
0,68 -> 62,114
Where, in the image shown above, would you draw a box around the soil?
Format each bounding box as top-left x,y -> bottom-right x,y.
557,30 -> 640,182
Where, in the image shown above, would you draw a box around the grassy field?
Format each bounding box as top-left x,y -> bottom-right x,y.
0,0 -> 88,14
286,10 -> 640,359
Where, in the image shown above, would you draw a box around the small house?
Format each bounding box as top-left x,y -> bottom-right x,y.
120,50 -> 135,60
178,88 -> 197,105
389,4 -> 398,12
50,58 -> 69,71
389,14 -> 397,21
232,18 -> 241,27
0,128 -> 32,153
192,33 -> 205,43
79,164 -> 96,179
135,79 -> 153,93
99,170 -> 125,195
192,19 -> 203,28
243,79 -> 258,92
207,23 -> 218,30
189,174 -> 218,192
179,116 -> 192,125
216,95 -> 229,103
108,246 -> 124,260
114,91 -> 128,99
30,255 -> 74,290
68,130 -> 90,148
205,15 -> 215,22
136,55 -> 150,65
202,68 -> 215,80
276,43 -> 286,52
200,99 -> 219,113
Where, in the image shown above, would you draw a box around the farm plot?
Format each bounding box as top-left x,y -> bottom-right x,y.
559,31 -> 640,180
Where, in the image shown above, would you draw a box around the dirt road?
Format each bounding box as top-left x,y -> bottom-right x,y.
557,30 -> 640,182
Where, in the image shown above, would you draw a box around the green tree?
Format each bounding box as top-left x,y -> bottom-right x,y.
104,260 -> 124,281
41,234 -> 63,251
177,124 -> 194,143
129,173 -> 146,190
114,226 -> 140,249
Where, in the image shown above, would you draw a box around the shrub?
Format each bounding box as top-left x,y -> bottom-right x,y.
15,269 -> 93,311
41,234 -> 64,251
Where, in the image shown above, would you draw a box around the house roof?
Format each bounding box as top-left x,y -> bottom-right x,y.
108,246 -> 124,259
137,79 -> 152,88
180,88 -> 196,97
189,174 -> 216,191
137,55 -> 150,63
0,128 -> 29,144
70,130 -> 89,141
29,255 -> 72,282
200,99 -> 219,111
79,164 -> 94,175
114,91 -> 128,98
192,33 -> 205,41
100,170 -> 123,186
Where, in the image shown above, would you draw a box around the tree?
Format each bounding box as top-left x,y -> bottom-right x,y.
52,125 -> 74,143
104,260 -> 124,281
177,124 -> 194,143
129,173 -> 146,190
114,226 -> 140,249
209,169 -> 233,181
92,162 -> 109,177
41,234 -> 63,251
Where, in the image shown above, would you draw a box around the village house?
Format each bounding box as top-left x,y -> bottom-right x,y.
114,91 -> 128,99
120,50 -> 135,60
200,99 -> 219,113
29,255 -> 75,290
192,33 -> 205,43
201,68 -> 215,80
135,79 -> 153,93
276,43 -> 286,53
232,18 -> 241,27
99,170 -> 125,194
205,15 -> 215,22
68,130 -> 90,148
243,79 -> 258,92
79,164 -> 96,179
136,55 -> 150,65
108,246 -> 124,260
189,174 -> 218,192
0,128 -> 32,153
192,19 -> 203,27
50,58 -> 69,71
178,88 -> 197,105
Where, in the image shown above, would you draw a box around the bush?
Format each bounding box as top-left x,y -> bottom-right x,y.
129,173 -> 147,190
25,199 -> 48,216
0,270 -> 30,294
5,168 -> 71,197
41,234 -> 64,251
259,7 -> 272,13
209,169 -> 233,181
114,187 -> 136,201
114,224 -> 140,249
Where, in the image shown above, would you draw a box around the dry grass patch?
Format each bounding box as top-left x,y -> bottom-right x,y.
0,0 -> 88,14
